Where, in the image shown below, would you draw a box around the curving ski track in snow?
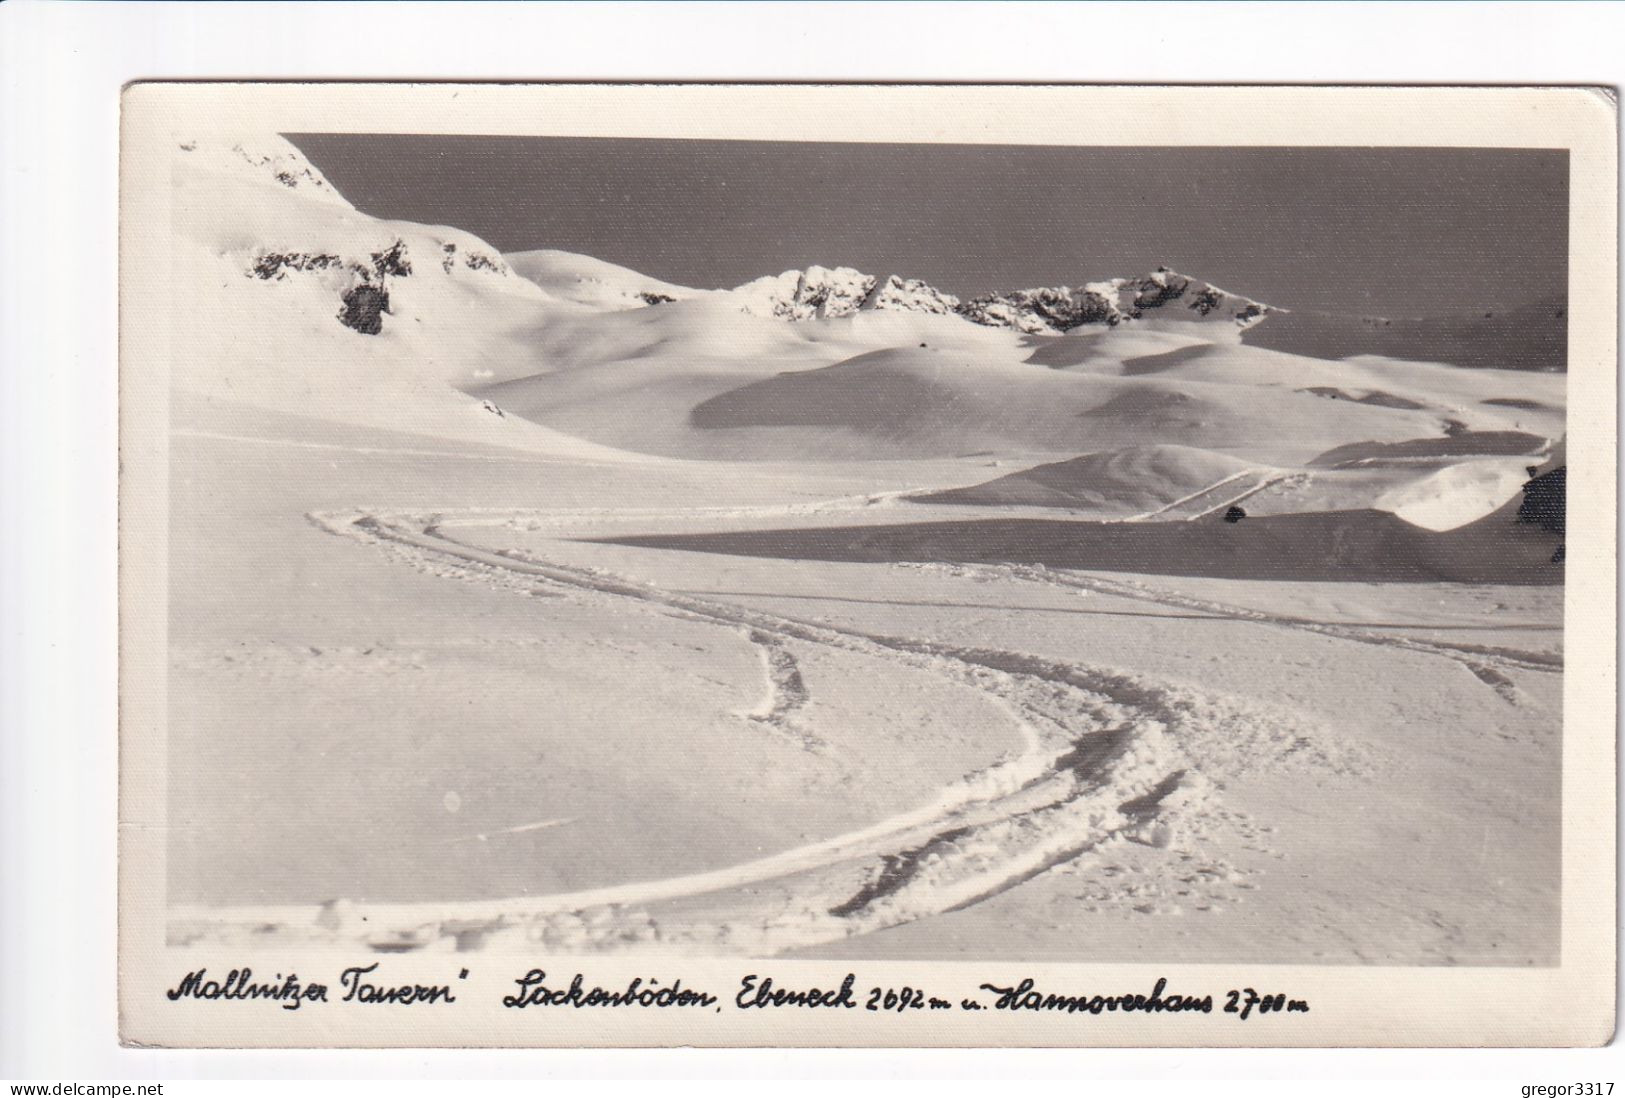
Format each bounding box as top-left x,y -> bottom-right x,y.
170,475 -> 1527,954
170,498 -> 1211,955
736,630 -> 823,752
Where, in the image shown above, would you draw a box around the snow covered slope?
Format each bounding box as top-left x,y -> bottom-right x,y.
681,344 -> 1453,464
506,248 -> 709,310
917,445 -> 1261,516
167,134 -> 629,455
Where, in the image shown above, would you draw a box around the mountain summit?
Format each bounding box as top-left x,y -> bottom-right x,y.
957,268 -> 1274,334
729,264 -> 1275,334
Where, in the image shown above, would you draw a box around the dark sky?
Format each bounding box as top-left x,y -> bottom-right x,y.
288,135 -> 1567,316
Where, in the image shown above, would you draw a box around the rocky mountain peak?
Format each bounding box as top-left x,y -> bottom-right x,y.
1116,267 -> 1274,328
726,262 -> 1275,334
733,265 -> 878,320
859,275 -> 961,316
176,136 -> 354,208
958,268 -> 1275,335
956,284 -> 1119,334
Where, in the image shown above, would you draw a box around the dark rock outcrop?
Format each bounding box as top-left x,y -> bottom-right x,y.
957,286 -> 1118,333
338,284 -> 390,335
249,252 -> 343,280
1516,466 -> 1565,536
370,240 -> 412,279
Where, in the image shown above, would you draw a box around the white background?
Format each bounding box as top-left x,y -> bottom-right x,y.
1,0 -> 1619,1086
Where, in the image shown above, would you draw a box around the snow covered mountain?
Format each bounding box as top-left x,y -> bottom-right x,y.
731,265 -> 884,320
178,135 -> 542,346
164,133 -> 613,447
860,274 -> 962,316
724,263 -> 1272,334
163,133 -> 1568,974
958,269 -> 1274,334
496,245 -> 1560,371
505,249 -> 709,310
954,283 -> 1122,334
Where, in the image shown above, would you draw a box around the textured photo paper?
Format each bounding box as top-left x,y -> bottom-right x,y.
118,83 -> 1617,1048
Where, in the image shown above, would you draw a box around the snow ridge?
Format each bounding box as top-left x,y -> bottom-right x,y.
733,265 -> 880,320
859,274 -> 962,316
728,263 -> 1275,333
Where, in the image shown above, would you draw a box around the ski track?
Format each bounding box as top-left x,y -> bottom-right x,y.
171,476 -> 1541,953
171,500 -> 1224,955
738,630 -> 824,753
986,565 -> 1558,706
1129,470 -> 1259,521
1128,470 -> 1300,523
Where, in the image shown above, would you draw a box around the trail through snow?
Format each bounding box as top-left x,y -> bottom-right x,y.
991,566 -> 1560,681
169,488 -> 1263,954
171,477 -> 1552,954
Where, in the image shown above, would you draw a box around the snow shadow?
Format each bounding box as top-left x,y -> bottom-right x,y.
593,508 -> 1564,586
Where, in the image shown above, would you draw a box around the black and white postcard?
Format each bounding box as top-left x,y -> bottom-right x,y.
117,83 -> 1617,1047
